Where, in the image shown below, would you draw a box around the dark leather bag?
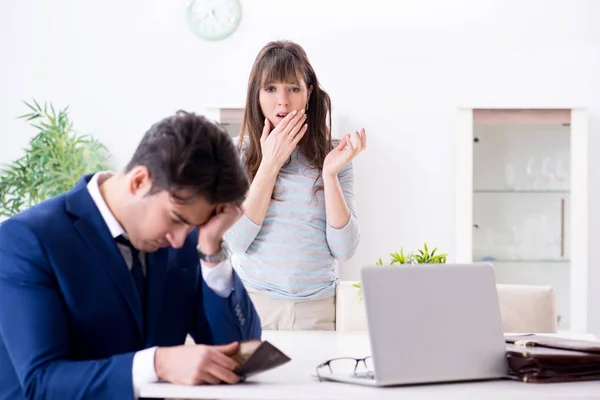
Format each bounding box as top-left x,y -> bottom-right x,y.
505,334 -> 600,383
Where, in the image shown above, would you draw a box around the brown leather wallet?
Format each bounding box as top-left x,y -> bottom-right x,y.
232,339 -> 291,380
505,334 -> 600,383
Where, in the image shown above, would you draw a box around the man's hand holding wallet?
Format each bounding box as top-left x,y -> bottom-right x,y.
154,339 -> 290,385
232,339 -> 291,380
155,342 -> 242,385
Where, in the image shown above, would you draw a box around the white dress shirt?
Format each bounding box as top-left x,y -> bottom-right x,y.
86,172 -> 234,399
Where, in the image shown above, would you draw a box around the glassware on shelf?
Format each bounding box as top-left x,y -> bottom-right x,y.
537,214 -> 555,259
474,225 -> 524,261
509,225 -> 524,260
522,214 -> 541,260
522,213 -> 562,260
473,213 -> 564,262
541,156 -> 556,190
504,162 -> 517,191
473,225 -> 496,261
555,152 -> 570,190
494,226 -> 511,260
525,156 -> 539,190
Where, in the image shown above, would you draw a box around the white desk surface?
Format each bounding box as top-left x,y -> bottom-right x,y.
141,331 -> 600,400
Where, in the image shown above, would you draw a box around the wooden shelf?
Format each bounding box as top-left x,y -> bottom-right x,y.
473,109 -> 571,125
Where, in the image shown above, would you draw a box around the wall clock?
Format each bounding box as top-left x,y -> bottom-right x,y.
185,0 -> 242,41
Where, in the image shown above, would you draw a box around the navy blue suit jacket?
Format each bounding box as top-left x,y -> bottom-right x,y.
0,175 -> 261,399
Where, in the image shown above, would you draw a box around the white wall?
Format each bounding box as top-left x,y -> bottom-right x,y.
3,0 -> 600,329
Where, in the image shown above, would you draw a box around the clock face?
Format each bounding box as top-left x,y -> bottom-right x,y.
185,0 -> 242,41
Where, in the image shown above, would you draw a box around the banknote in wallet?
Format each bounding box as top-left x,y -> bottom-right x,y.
232,339 -> 291,380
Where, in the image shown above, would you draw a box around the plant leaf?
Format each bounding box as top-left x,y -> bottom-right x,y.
0,100 -> 113,217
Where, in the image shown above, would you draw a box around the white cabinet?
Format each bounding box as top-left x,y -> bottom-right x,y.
455,108 -> 589,332
204,107 -> 243,138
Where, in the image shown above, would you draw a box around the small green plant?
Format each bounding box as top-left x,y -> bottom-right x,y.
352,281 -> 363,299
385,248 -> 414,264
0,100 -> 112,218
354,243 -> 448,301
413,243 -> 447,264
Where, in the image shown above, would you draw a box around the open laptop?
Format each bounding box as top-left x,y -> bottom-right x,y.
321,263 -> 508,386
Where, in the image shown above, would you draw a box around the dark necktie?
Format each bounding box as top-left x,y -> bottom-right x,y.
115,235 -> 147,316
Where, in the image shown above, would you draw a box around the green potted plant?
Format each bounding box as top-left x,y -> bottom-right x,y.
353,243 -> 448,300
0,100 -> 112,218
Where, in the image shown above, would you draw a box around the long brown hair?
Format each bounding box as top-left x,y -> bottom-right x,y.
239,40 -> 332,183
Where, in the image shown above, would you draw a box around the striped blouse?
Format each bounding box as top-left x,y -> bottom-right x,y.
224,139 -> 360,300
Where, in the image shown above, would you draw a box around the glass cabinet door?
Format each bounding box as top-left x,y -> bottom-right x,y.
471,109 -> 571,330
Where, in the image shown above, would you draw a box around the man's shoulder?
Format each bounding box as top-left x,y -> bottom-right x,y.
1,195 -> 70,238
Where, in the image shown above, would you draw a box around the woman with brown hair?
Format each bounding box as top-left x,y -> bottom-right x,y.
224,40 -> 367,330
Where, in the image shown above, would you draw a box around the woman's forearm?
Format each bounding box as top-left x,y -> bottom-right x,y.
242,163 -> 280,225
323,173 -> 351,229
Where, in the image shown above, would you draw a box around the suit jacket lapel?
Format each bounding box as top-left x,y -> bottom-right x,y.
65,175 -> 144,340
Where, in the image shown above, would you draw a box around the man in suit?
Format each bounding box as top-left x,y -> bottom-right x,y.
0,111 -> 262,399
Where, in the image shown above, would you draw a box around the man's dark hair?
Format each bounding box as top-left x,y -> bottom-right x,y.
125,110 -> 249,204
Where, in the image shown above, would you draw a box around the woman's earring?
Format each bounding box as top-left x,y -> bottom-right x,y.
305,103 -> 309,111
